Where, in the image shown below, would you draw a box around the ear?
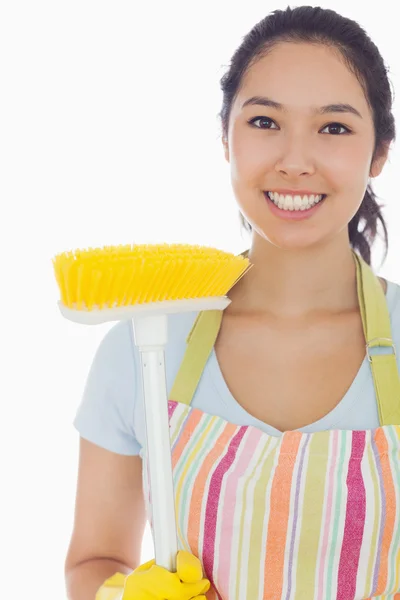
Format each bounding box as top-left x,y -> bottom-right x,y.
222,136 -> 230,163
370,142 -> 390,178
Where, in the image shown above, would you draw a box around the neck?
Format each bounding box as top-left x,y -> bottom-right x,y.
228,234 -> 359,319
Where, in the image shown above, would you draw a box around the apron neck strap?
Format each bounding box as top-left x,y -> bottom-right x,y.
354,252 -> 400,425
170,250 -> 400,426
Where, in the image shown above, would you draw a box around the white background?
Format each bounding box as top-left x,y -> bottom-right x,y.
2,1 -> 400,598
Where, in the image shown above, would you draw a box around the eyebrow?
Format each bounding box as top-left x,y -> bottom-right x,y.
242,96 -> 363,118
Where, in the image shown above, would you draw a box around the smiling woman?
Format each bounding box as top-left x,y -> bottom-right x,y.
222,48 -> 391,263
66,6 -> 400,600
219,8 -> 395,268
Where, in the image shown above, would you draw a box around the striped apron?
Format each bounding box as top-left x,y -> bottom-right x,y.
141,252 -> 400,599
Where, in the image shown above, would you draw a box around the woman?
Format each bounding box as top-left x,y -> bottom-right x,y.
64,6 -> 400,599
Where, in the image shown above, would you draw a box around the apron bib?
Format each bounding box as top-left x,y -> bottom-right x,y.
141,252 -> 400,599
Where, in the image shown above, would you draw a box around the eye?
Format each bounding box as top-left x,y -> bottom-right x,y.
248,116 -> 352,135
320,122 -> 352,135
248,116 -> 278,129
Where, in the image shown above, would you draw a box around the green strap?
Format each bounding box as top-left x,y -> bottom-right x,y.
354,253 -> 400,425
170,251 -> 400,426
169,309 -> 223,407
169,250 -> 250,407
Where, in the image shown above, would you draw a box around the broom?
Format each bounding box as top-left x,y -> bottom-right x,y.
53,243 -> 251,576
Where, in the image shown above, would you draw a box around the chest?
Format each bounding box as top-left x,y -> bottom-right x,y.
161,399 -> 400,599
213,310 -> 367,432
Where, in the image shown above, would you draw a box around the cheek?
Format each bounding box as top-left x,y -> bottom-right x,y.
316,134 -> 373,179
230,131 -> 274,181
325,151 -> 372,201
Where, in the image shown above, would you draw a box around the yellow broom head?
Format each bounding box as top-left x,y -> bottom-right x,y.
52,243 -> 252,311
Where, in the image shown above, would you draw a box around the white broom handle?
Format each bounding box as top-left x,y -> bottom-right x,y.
132,314 -> 178,573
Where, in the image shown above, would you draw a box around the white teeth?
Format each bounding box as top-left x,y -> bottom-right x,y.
293,195 -> 302,209
267,192 -> 324,211
284,194 -> 294,210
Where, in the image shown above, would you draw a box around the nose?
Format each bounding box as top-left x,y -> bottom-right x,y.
274,135 -> 316,178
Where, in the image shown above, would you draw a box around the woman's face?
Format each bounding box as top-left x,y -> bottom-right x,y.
223,42 -> 388,250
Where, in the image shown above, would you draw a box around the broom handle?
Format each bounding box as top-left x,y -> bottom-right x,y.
132,314 -> 178,573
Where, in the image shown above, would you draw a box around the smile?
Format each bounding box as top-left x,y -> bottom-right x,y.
265,191 -> 327,212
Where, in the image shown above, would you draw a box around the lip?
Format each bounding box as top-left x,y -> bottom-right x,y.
264,191 -> 326,220
265,189 -> 325,196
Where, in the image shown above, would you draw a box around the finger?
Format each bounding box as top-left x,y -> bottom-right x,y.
144,566 -> 210,600
140,565 -> 181,596
176,551 -> 204,583
179,579 -> 211,598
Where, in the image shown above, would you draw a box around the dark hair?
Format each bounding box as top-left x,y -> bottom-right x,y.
218,5 -> 395,265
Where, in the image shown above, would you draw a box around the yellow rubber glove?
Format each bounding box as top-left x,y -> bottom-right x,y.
122,550 -> 211,600
96,572 -> 126,600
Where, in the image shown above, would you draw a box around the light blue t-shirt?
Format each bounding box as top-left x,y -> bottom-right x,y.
73,279 -> 400,456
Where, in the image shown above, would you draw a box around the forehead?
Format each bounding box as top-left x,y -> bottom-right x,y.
235,42 -> 369,114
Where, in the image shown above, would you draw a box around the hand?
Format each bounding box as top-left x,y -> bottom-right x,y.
95,572 -> 126,600
122,550 -> 211,600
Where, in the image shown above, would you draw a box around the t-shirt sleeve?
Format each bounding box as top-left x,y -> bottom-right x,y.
73,321 -> 142,456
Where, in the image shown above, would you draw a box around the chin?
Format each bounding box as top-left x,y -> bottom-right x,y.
252,224 -> 329,252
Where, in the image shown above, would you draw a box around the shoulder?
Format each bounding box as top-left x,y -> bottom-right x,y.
103,310 -> 199,354
74,311 -> 199,455
121,310 -> 199,449
95,309 -> 198,373
95,310 -> 199,395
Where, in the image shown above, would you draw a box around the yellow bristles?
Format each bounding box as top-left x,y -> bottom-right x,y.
52,243 -> 252,311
